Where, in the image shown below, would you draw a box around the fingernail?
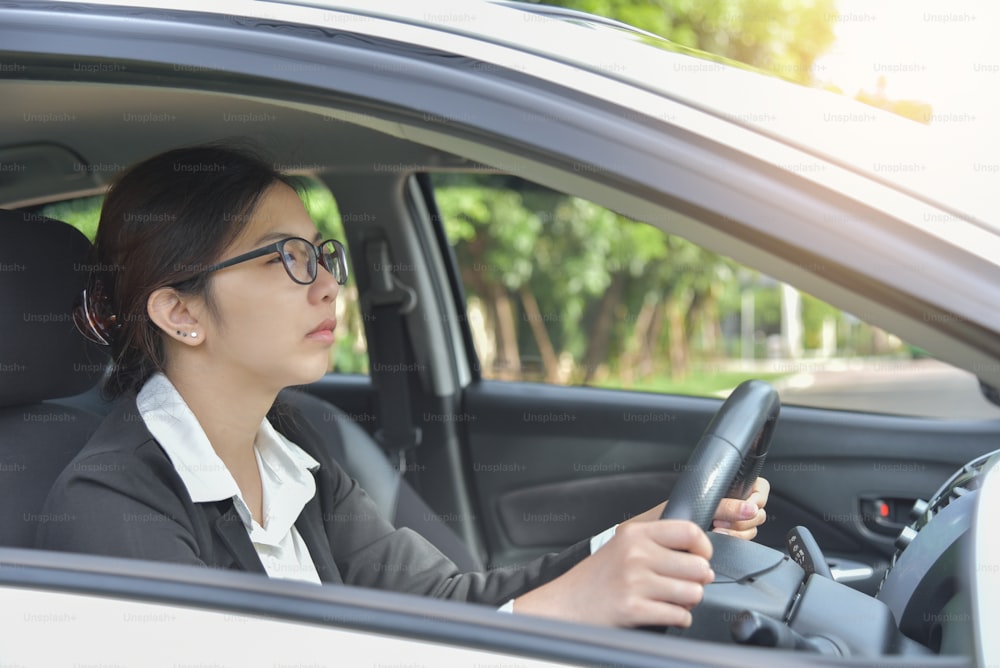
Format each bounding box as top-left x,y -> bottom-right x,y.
714,520 -> 731,529
741,502 -> 757,518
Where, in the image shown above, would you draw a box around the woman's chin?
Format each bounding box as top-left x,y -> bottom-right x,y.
263,352 -> 332,392
289,358 -> 332,387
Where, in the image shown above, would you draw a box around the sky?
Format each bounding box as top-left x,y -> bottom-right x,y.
812,0 -> 998,127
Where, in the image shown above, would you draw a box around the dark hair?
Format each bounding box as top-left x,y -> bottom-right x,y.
84,141 -> 296,397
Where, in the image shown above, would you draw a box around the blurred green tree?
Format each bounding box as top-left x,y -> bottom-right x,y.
526,0 -> 837,84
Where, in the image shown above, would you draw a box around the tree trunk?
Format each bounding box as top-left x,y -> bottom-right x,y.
667,290 -> 692,381
688,293 -> 723,358
700,298 -> 722,356
641,300 -> 666,380
581,272 -> 628,384
619,295 -> 657,387
519,285 -> 561,383
491,284 -> 521,380
461,259 -> 495,377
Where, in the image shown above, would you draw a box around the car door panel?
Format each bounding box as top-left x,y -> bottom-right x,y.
460,379 -> 1000,593
496,471 -> 675,548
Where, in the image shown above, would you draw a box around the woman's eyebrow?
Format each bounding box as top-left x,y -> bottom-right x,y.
248,229 -> 325,246
251,231 -> 309,245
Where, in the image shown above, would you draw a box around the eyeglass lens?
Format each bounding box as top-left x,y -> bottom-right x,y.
280,238 -> 346,285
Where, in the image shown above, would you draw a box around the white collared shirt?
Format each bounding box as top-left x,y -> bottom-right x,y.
137,373 -> 322,584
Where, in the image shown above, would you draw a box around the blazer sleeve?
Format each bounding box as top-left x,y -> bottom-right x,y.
312,453 -> 591,606
36,440 -> 209,569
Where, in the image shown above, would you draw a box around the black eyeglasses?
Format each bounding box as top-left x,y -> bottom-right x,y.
203,237 -> 348,285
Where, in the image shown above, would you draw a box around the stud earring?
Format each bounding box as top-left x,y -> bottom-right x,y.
176,330 -> 188,338
191,332 -> 198,338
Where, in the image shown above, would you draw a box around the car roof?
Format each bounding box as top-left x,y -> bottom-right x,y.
241,0 -> 996,227
3,0 -> 993,227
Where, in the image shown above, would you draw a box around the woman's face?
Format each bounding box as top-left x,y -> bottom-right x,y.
195,182 -> 341,392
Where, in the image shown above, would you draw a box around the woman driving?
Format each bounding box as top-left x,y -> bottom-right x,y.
38,143 -> 769,628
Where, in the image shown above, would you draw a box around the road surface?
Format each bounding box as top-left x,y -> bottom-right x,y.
769,358 -> 1000,420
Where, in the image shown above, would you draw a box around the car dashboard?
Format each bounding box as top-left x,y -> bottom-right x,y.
670,448 -> 996,664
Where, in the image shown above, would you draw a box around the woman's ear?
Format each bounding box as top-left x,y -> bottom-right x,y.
147,287 -> 205,346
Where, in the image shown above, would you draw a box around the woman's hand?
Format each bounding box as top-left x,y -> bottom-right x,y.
621,476 -> 771,540
711,476 -> 770,540
513,519 -> 714,627
511,478 -> 770,627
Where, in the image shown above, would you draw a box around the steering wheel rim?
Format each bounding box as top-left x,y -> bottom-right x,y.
660,380 -> 780,530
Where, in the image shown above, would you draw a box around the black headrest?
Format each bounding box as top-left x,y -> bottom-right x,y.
0,209 -> 106,406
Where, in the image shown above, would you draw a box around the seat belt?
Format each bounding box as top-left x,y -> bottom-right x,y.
364,239 -> 422,472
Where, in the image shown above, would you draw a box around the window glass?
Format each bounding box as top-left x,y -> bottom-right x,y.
295,181 -> 368,375
432,173 -> 999,419
36,178 -> 368,375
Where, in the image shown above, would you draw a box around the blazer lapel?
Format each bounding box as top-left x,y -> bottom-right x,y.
295,495 -> 343,584
206,497 -> 342,584
208,500 -> 267,575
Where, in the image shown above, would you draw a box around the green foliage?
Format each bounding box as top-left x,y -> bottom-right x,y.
751,285 -> 782,334
596,367 -> 791,396
436,176 -> 543,291
434,173 -> 753,383
528,0 -> 837,84
297,178 -> 345,242
39,196 -> 103,241
801,291 -> 840,348
435,170 -> 910,392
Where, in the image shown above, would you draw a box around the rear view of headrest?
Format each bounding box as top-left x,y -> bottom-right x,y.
0,209 -> 106,406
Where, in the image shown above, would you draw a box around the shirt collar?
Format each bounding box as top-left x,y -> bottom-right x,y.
136,373 -> 320,536
253,418 -> 320,545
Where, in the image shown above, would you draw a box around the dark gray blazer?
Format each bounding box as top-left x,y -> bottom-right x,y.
37,396 -> 589,606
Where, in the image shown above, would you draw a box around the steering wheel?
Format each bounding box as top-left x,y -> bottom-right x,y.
658,381 -> 944,657
660,379 -> 780,528
644,380 -> 780,639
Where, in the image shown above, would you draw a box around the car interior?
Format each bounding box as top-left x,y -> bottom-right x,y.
1,8 -> 996,663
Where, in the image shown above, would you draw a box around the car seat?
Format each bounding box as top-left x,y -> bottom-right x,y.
0,209 -> 106,547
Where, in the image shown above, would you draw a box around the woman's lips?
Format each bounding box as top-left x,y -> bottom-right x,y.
306,318 -> 337,343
